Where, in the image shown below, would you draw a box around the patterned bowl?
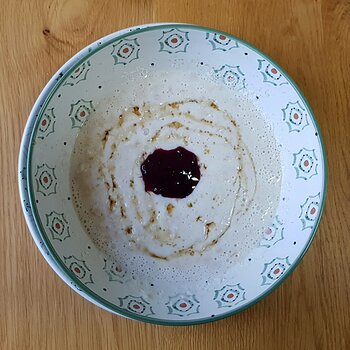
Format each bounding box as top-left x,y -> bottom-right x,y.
19,24 -> 326,325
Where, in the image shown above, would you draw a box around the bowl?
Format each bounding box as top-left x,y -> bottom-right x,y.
19,23 -> 326,325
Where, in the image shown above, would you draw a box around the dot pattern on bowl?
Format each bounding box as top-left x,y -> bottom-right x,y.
166,294 -> 200,317
68,99 -> 95,129
213,284 -> 246,308
45,211 -> 71,241
205,32 -> 239,51
63,255 -> 94,285
158,28 -> 190,54
34,164 -> 57,196
260,257 -> 291,286
103,259 -> 127,283
119,295 -> 155,316
293,148 -> 318,180
111,38 -> 140,65
299,193 -> 321,230
63,61 -> 91,86
37,108 -> 56,140
282,100 -> 310,132
257,59 -> 288,86
260,216 -> 284,248
214,64 -> 246,89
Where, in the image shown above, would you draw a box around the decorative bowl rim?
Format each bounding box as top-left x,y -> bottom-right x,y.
20,23 -> 327,326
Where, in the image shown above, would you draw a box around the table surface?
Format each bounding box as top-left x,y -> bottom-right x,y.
1,0 -> 350,349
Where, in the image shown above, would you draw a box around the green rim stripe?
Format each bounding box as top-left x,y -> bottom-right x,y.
27,24 -> 328,326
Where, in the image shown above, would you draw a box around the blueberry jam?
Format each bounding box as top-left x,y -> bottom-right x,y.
140,146 -> 201,199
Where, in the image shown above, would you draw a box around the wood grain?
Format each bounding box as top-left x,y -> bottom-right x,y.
1,0 -> 349,349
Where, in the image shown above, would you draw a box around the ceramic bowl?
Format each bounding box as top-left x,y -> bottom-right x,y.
19,24 -> 326,325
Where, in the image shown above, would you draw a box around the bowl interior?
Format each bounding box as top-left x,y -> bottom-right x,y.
27,24 -> 326,325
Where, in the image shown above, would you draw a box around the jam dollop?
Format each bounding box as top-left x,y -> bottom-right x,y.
140,146 -> 201,199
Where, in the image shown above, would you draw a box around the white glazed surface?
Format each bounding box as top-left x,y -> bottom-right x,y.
20,24 -> 326,325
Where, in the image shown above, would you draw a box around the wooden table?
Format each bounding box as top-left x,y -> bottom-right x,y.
1,0 -> 349,349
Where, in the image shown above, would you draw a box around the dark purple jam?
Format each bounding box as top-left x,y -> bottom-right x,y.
140,146 -> 201,199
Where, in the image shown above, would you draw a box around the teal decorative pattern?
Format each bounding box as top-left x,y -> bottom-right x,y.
70,281 -> 82,292
293,148 -> 318,180
261,257 -> 291,286
118,296 -> 154,316
214,284 -> 246,308
205,32 -> 238,51
103,259 -> 127,282
158,28 -> 189,54
260,216 -> 284,247
111,38 -> 140,65
34,164 -> 57,196
299,193 -> 320,230
214,64 -> 246,89
166,294 -> 200,317
45,211 -> 70,241
282,101 -> 309,132
64,61 -> 91,86
63,255 -> 94,284
258,59 -> 288,86
68,99 -> 94,128
20,25 -> 326,323
37,108 -> 56,140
